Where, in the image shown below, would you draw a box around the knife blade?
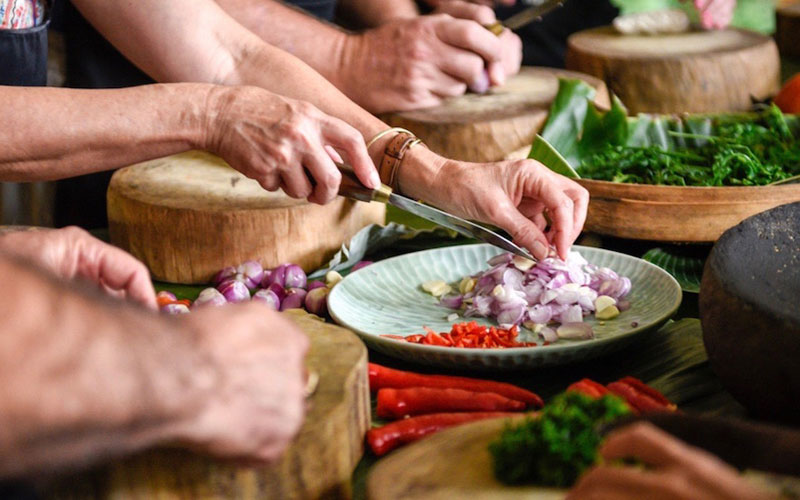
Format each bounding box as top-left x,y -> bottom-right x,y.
485,0 -> 565,35
336,166 -> 535,261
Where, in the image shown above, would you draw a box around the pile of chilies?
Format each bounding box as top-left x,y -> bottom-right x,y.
366,363 -> 675,456
157,260 -> 369,316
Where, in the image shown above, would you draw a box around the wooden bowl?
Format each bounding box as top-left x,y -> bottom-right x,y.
578,179 -> 800,243
700,202 -> 800,424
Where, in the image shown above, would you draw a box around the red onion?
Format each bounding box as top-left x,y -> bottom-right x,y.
213,266 -> 237,286
284,264 -> 307,289
192,288 -> 227,308
438,294 -> 463,310
280,288 -> 307,311
219,280 -> 250,303
267,282 -> 287,302
307,280 -> 327,291
263,263 -> 288,288
352,261 -> 374,272
237,260 -> 265,289
252,288 -> 281,311
161,303 -> 190,315
539,326 -> 558,343
305,287 -> 329,316
441,251 -> 631,337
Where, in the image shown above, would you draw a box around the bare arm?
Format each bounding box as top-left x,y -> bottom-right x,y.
0,252 -> 308,478
0,253 -> 202,477
0,84 -> 207,181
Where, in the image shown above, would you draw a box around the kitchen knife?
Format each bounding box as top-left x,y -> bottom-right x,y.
485,0 -> 565,35
336,167 -> 535,261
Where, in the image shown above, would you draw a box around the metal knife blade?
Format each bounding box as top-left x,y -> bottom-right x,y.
501,0 -> 564,31
388,193 -> 534,261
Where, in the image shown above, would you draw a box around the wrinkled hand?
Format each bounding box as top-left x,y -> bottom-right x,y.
413,156 -> 588,260
205,86 -> 378,204
433,1 -> 522,80
341,12 -> 511,113
177,304 -> 309,462
567,422 -> 772,500
0,226 -> 156,309
693,0 -> 736,29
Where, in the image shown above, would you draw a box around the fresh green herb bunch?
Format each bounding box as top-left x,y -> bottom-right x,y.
581,105 -> 800,186
489,392 -> 631,487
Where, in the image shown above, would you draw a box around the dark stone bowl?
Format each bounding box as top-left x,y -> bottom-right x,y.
700,202 -> 800,425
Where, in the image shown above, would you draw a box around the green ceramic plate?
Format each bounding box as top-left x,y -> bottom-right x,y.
328,244 -> 682,370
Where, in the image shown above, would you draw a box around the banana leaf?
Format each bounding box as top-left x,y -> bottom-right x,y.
642,247 -> 706,294
532,79 -> 800,175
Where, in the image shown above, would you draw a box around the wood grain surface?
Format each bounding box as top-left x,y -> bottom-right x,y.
366,416 -> 564,500
44,310 -> 370,500
381,67 -> 609,163
107,151 -> 386,284
577,179 -> 800,242
566,27 -> 779,113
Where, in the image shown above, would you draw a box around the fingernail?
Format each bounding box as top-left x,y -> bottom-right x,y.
370,171 -> 381,189
532,241 -> 547,260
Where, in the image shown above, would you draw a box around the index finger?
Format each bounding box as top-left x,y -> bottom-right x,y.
93,245 -> 157,309
319,116 -> 380,189
519,166 -> 575,259
435,18 -> 504,64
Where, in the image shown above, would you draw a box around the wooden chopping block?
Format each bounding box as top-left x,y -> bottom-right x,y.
44,310 -> 370,500
566,27 -> 780,113
777,5 -> 800,59
107,151 -> 386,284
381,67 -> 609,163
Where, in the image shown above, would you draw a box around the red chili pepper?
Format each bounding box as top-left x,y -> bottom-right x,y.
380,321 -> 537,349
617,377 -> 676,410
174,299 -> 192,307
368,363 -> 543,408
567,378 -> 609,399
376,387 -> 527,419
366,412 -> 519,456
607,381 -> 671,414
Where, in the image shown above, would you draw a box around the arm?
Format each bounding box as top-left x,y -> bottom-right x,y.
71,0 -> 584,259
0,253 -> 308,478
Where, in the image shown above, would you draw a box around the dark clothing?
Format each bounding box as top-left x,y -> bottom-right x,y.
51,0 -> 337,229
496,0 -> 618,68
0,14 -> 49,85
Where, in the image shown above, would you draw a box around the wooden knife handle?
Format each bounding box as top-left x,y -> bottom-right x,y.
336,165 -> 392,204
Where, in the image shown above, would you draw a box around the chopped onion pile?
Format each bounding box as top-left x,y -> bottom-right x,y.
425,252 -> 632,342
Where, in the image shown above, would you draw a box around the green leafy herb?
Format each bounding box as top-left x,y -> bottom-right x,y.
489,392 -> 631,487
533,79 -> 800,187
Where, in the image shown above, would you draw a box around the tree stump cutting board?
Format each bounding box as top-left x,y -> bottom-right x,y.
381,67 -> 609,163
45,311 -> 370,500
107,151 -> 386,284
566,27 -> 779,113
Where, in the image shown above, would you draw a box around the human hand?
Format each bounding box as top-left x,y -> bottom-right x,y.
0,226 -> 156,309
422,0 -> 517,7
204,86 -> 379,204
567,422 -> 773,500
693,0 -> 736,29
176,304 -> 309,462
340,13 -> 509,113
401,149 -> 588,260
433,1 -> 522,80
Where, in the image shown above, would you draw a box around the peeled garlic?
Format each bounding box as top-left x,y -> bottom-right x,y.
422,280 -> 452,298
596,305 -> 621,320
325,270 -> 344,287
512,255 -> 536,272
458,277 -> 476,294
594,295 -> 617,312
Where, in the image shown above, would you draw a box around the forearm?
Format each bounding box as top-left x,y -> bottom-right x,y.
0,84 -> 208,181
0,255 -> 207,478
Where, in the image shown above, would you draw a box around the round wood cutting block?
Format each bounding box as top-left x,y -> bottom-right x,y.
107,151 -> 386,284
381,67 -> 609,163
566,27 -> 779,113
44,311 -> 370,500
